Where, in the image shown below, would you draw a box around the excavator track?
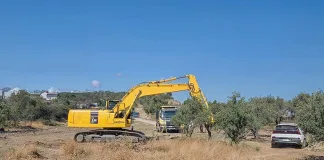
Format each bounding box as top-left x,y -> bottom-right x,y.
73,129 -> 147,143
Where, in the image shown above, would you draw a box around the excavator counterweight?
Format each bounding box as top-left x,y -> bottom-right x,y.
67,74 -> 211,143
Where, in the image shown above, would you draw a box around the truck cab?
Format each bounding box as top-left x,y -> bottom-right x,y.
155,105 -> 180,133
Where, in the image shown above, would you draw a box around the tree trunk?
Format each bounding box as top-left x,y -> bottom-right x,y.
251,129 -> 259,139
205,124 -> 212,139
275,117 -> 279,125
188,129 -> 194,137
187,125 -> 195,137
200,124 -> 204,133
185,128 -> 190,136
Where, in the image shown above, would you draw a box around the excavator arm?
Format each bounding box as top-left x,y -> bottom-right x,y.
112,74 -> 209,121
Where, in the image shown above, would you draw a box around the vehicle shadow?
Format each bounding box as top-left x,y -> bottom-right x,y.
273,143 -> 303,149
164,130 -> 181,133
296,155 -> 324,160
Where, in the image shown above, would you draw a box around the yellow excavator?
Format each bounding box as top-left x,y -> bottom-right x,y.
67,74 -> 210,142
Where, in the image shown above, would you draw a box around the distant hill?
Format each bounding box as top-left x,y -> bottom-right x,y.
167,99 -> 181,105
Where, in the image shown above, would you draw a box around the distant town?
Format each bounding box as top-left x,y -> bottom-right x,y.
0,87 -> 98,101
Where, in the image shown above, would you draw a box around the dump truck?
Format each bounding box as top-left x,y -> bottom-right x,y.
155,105 -> 181,133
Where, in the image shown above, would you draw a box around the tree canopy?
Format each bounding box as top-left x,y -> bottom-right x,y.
172,90 -> 324,144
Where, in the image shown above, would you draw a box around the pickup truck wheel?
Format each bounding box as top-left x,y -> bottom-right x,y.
297,140 -> 306,149
271,143 -> 277,148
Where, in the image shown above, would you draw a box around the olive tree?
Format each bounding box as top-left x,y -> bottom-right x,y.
171,97 -> 211,138
214,92 -> 249,144
0,100 -> 11,128
246,97 -> 276,138
293,90 -> 324,141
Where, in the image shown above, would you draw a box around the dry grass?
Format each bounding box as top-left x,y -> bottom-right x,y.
58,138 -> 261,160
5,144 -> 43,160
29,121 -> 45,129
17,121 -> 45,129
308,141 -> 324,152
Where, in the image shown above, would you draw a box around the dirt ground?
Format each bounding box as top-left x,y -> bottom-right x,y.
0,119 -> 323,160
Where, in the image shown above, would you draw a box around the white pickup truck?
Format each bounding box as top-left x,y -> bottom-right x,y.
271,123 -> 306,149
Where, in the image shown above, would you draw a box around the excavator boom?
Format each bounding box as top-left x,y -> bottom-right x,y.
67,74 -> 210,142
112,74 -> 209,119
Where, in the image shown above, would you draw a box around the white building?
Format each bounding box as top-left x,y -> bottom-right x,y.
40,91 -> 58,101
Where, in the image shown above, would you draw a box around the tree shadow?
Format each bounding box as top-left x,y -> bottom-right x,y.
0,126 -> 41,134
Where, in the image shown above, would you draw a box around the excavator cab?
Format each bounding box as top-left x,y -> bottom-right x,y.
105,100 -> 120,110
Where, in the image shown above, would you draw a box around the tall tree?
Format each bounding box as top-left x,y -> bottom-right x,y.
172,97 -> 211,138
293,90 -> 324,141
246,97 -> 273,138
214,92 -> 249,144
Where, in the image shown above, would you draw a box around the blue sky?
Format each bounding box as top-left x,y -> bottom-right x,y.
0,0 -> 323,102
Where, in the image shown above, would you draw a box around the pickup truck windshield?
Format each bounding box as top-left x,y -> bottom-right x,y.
273,125 -> 300,134
275,125 -> 298,130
